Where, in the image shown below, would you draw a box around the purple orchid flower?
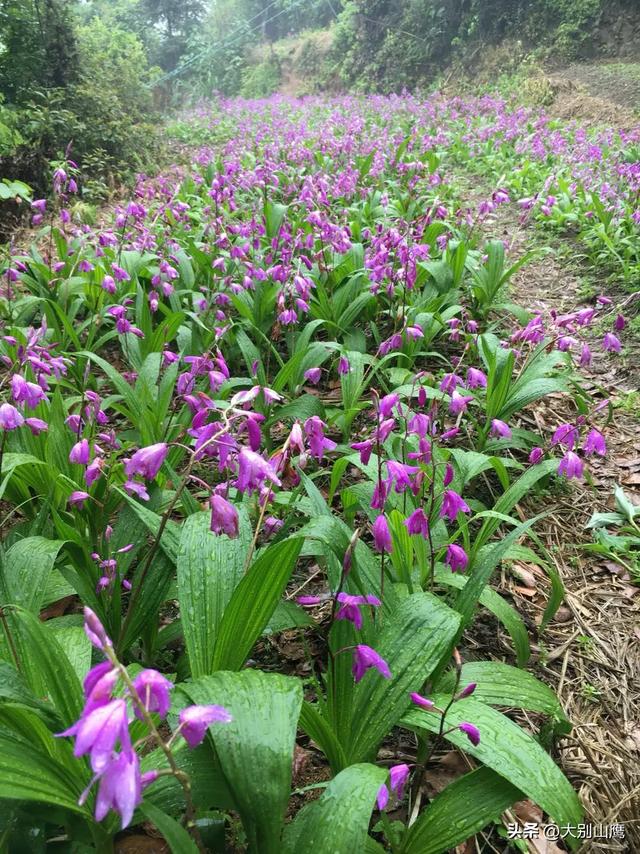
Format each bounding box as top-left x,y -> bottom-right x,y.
335,593 -> 381,630
351,644 -> 391,682
178,704 -> 233,748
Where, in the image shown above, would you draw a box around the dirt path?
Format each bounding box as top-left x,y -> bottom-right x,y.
487,202 -> 640,851
544,62 -> 640,125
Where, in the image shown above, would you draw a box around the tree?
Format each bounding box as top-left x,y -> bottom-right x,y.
0,0 -> 79,102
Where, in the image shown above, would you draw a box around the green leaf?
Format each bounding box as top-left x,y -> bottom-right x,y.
211,537 -> 303,671
434,567 -> 530,666
182,670 -> 302,854
436,662 -> 567,720
264,200 -> 288,240
0,662 -> 57,723
117,491 -> 181,563
282,764 -> 387,854
347,592 -> 460,764
4,608 -> 84,727
403,698 -> 583,836
0,731 -> 89,815
177,509 -> 251,677
139,802 -> 198,853
299,701 -> 349,774
402,767 -> 522,854
50,626 -> 91,684
456,515 -> 542,630
1,537 -> 66,612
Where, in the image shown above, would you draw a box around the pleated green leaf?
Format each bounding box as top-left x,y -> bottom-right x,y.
403,697 -> 582,835
347,592 -> 460,764
177,509 -> 251,677
282,764 -> 386,854
211,537 -> 302,671
181,670 -> 302,854
402,767 -> 521,854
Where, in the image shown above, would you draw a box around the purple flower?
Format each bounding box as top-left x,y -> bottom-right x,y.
69,439 -> 90,465
93,751 -> 142,829
404,507 -> 429,538
379,393 -> 400,418
443,463 -> 454,486
81,663 -> 119,717
83,607 -> 112,650
83,662 -> 115,699
235,448 -> 281,495
69,490 -> 90,509
338,356 -> 350,375
178,704 -> 232,748
58,698 -> 132,773
558,451 -> 583,480
304,416 -> 337,461
304,367 -> 321,384
372,514 -> 392,554
351,644 -> 391,682
264,516 -> 283,536
466,367 -> 487,389
583,429 -> 606,456
551,423 -> 578,450
528,447 -> 544,465
124,480 -> 150,501
440,490 -> 470,521
10,374 -> 46,408
579,343 -> 592,367
439,373 -> 461,395
297,595 -> 322,606
490,419 -> 511,440
210,494 -> 239,538
25,417 -> 48,435
410,692 -> 434,709
448,391 -> 474,415
351,439 -> 374,465
123,443 -> 168,480
614,314 -> 626,331
377,763 -> 410,810
445,543 -> 468,573
459,722 -> 481,746
458,682 -> 477,699
132,670 -> 173,720
603,333 -> 621,354
0,403 -> 25,430
335,593 -> 381,630
385,460 -> 419,493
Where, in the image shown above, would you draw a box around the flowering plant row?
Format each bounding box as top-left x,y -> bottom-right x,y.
0,94 -> 632,852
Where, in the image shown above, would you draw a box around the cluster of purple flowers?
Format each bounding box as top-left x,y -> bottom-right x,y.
58,609 -> 231,828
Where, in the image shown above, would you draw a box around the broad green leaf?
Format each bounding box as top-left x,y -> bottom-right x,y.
3,608 -> 83,727
139,802 -> 198,853
50,627 -> 91,684
282,764 -> 386,854
0,662 -> 57,723
456,515 -> 542,630
402,767 -> 522,854
403,698 -> 582,835
0,731 -> 89,815
436,662 -> 567,721
434,566 -> 530,666
299,701 -> 349,774
182,670 -> 302,854
265,200 -> 288,240
177,509 -> 251,677
1,537 -> 66,612
143,742 -> 234,815
211,537 -> 303,671
348,592 -> 460,764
